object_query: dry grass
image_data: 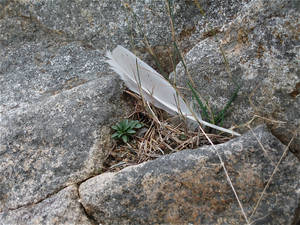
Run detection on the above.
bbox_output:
[102,90,232,172]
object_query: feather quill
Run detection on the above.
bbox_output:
[106,45,240,136]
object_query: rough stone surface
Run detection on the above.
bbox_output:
[0,41,124,211]
[0,185,93,225]
[0,0,248,48]
[0,0,250,72]
[0,41,111,114]
[1,0,299,223]
[172,0,300,158]
[79,125,300,225]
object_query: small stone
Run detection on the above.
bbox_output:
[0,185,93,225]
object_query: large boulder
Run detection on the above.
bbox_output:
[172,0,300,158]
[79,125,300,225]
[0,0,250,72]
[0,41,124,211]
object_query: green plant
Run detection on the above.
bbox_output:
[111,119,143,143]
[188,82,240,126]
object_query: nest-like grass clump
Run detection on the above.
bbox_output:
[102,90,232,172]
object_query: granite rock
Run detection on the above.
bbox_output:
[79,125,300,225]
[0,0,254,79]
[0,0,250,65]
[0,185,93,225]
[0,41,124,211]
[0,41,112,114]
[172,0,300,158]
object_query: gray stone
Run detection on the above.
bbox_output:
[0,41,110,114]
[0,41,124,211]
[172,0,300,157]
[0,0,249,53]
[79,125,300,225]
[0,185,93,225]
[0,0,253,79]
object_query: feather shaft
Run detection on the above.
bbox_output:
[106,45,240,136]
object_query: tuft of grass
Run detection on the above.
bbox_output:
[188,81,240,126]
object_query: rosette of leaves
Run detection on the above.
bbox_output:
[111,119,143,143]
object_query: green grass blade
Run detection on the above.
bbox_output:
[187,82,210,122]
[215,84,240,125]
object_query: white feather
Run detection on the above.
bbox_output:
[106,45,240,136]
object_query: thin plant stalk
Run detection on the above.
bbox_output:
[123,3,167,77]
[164,1,248,223]
[134,59,161,126]
[165,0,195,86]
